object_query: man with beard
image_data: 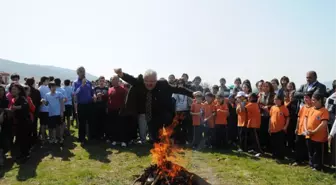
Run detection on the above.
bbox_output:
[114,68,194,143]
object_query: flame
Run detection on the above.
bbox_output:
[150,114,185,180]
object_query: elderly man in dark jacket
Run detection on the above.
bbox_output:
[115,68,194,143]
[295,71,327,99]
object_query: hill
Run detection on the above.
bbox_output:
[0,58,98,82]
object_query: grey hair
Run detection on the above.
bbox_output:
[143,69,157,79]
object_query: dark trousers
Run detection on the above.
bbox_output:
[214,124,228,148]
[0,120,12,154]
[247,128,262,153]
[173,111,193,144]
[93,104,106,139]
[77,103,93,142]
[16,122,32,157]
[331,136,336,166]
[286,117,297,151]
[32,114,38,138]
[124,115,138,142]
[148,113,173,143]
[227,115,238,143]
[106,110,128,142]
[192,125,203,147]
[238,127,248,151]
[307,139,325,170]
[260,116,270,151]
[270,131,285,159]
[295,135,308,163]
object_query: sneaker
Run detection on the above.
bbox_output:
[291,162,298,166]
[237,149,243,152]
[111,141,117,146]
[106,139,111,143]
[121,142,127,147]
[137,140,143,145]
[255,153,262,157]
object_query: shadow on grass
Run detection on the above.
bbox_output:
[114,144,151,157]
[82,141,112,163]
[16,135,77,181]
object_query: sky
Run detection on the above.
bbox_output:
[0,0,335,86]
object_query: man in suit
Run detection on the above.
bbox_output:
[295,71,327,99]
[114,68,194,143]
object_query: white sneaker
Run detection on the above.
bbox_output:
[121,142,127,147]
[255,153,261,157]
[237,149,243,152]
[111,141,117,146]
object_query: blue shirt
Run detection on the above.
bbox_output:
[39,85,50,112]
[63,86,73,105]
[73,78,94,104]
[45,91,64,117]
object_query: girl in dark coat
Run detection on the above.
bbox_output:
[10,84,32,163]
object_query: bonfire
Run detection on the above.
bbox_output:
[133,114,205,185]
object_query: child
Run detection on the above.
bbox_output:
[24,86,36,122]
[292,92,312,166]
[227,94,238,145]
[10,84,32,163]
[269,94,289,160]
[190,91,203,149]
[202,92,216,148]
[214,93,229,148]
[38,76,50,141]
[63,79,74,136]
[245,93,262,155]
[285,90,300,154]
[305,93,329,171]
[42,82,65,144]
[236,91,248,152]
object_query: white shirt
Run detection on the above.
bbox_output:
[39,85,51,112]
[173,94,189,111]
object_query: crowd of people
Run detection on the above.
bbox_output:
[0,67,335,172]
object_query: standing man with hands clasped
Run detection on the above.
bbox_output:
[73,66,94,145]
[114,68,195,143]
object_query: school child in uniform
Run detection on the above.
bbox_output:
[236,91,248,152]
[269,94,289,160]
[63,79,74,136]
[227,94,238,145]
[190,91,203,149]
[214,93,229,149]
[202,92,216,148]
[305,93,329,171]
[42,82,65,144]
[245,93,263,156]
[292,92,312,166]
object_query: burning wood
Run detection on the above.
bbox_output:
[133,115,209,185]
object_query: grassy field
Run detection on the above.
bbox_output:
[0,133,335,185]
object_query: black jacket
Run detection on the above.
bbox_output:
[294,81,327,99]
[121,73,193,117]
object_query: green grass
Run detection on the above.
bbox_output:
[0,132,335,185]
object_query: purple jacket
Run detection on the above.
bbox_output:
[73,78,94,104]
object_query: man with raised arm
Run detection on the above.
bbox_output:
[114,68,194,143]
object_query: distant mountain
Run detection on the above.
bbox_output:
[0,58,98,82]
